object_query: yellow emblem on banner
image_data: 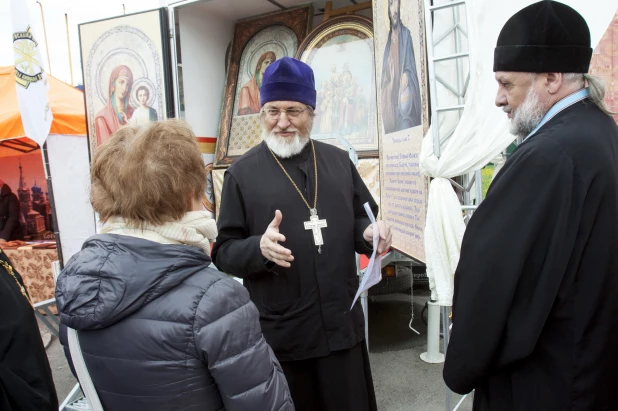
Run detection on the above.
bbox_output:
[13,27,44,89]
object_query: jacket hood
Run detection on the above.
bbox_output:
[56,234,212,330]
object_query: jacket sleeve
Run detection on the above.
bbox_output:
[193,276,294,411]
[0,193,21,240]
[212,172,274,277]
[58,323,78,380]
[351,160,378,255]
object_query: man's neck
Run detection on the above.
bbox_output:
[547,86,585,113]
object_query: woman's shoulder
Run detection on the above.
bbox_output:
[118,261,249,330]
[179,267,250,324]
[182,265,247,301]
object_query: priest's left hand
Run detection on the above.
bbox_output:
[363,221,392,254]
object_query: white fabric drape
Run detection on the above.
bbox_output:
[47,134,96,265]
[420,0,617,306]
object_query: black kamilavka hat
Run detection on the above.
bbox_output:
[494,0,592,73]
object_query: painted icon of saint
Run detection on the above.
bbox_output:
[95,65,134,145]
[381,0,422,134]
[130,85,158,127]
[237,51,276,116]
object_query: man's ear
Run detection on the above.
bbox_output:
[545,73,562,95]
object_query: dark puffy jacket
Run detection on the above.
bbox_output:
[55,234,293,411]
[0,184,24,241]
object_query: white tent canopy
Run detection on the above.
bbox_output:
[420,0,617,306]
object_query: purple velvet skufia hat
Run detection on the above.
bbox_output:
[259,57,317,109]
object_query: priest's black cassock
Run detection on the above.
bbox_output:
[443,98,618,410]
[212,140,378,411]
[0,250,58,411]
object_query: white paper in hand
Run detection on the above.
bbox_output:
[351,203,382,310]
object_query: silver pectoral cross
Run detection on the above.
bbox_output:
[304,208,327,254]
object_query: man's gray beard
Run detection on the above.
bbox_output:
[262,130,310,158]
[509,87,547,139]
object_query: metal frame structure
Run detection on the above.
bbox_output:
[34,298,60,338]
[423,0,482,410]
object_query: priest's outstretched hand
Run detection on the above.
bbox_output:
[363,221,392,254]
[260,210,295,268]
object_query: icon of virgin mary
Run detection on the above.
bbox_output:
[95,65,135,145]
[237,51,276,116]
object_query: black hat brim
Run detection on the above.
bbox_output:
[494,45,592,73]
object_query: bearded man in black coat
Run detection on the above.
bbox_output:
[443,2,618,411]
[213,57,392,411]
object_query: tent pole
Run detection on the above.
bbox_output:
[65,14,73,86]
[41,142,64,269]
[36,2,52,76]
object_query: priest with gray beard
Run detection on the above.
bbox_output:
[443,2,618,411]
[212,57,391,411]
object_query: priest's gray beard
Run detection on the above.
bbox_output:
[506,87,547,139]
[262,122,312,158]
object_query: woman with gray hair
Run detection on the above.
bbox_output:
[55,121,293,411]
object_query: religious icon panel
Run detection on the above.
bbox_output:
[296,16,379,157]
[214,6,313,166]
[234,29,298,118]
[373,0,429,261]
[227,26,298,156]
[201,162,215,214]
[374,0,429,136]
[79,8,174,158]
